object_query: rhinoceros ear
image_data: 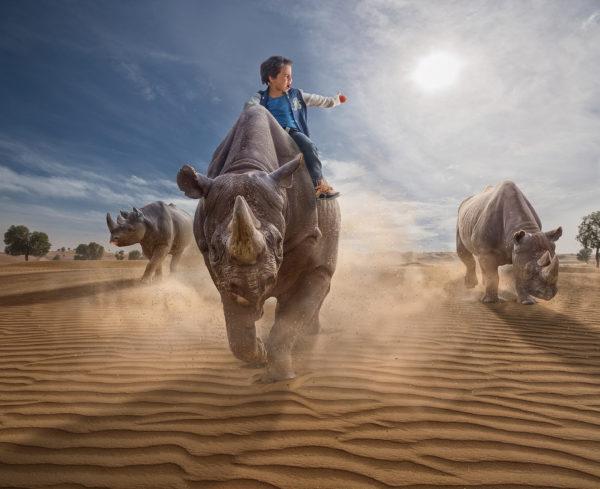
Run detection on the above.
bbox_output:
[269,154,303,188]
[117,215,126,225]
[545,226,562,242]
[513,230,526,243]
[177,164,213,199]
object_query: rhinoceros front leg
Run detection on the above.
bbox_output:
[141,245,169,284]
[169,251,183,274]
[263,267,332,382]
[457,230,478,289]
[479,254,503,303]
[223,303,267,367]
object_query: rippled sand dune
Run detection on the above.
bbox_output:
[1,254,600,488]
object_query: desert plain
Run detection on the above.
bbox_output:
[1,251,600,489]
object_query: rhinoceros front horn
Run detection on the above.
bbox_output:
[227,195,265,265]
[541,255,559,284]
[106,212,117,231]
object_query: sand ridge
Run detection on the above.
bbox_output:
[1,255,600,488]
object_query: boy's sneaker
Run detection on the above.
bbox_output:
[315,180,340,200]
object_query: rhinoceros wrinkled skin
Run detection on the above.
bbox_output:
[177,105,340,382]
[106,201,193,283]
[457,181,562,305]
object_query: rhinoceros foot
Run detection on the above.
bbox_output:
[258,369,296,384]
[465,273,478,289]
[244,338,268,367]
[481,294,504,304]
[519,295,537,305]
[258,352,296,383]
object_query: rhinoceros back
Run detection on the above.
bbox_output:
[209,105,298,177]
[458,181,542,257]
[140,201,192,252]
[166,204,193,252]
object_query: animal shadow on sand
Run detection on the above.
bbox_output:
[489,301,600,372]
[443,270,600,372]
[0,278,139,307]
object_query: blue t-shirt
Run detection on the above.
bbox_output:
[265,94,299,130]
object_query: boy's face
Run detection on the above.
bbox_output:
[268,64,292,93]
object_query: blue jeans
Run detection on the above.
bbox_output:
[288,129,322,186]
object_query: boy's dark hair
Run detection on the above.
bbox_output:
[260,56,292,85]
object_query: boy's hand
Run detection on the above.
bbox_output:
[337,93,347,104]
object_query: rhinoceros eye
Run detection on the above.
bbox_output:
[209,235,225,264]
[271,233,283,260]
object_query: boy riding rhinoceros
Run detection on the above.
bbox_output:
[177,103,340,382]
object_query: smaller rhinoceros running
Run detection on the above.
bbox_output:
[106,201,193,283]
[457,181,562,305]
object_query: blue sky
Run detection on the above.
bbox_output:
[1,0,599,253]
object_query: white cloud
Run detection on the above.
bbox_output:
[114,61,165,101]
[582,10,600,30]
[127,175,149,186]
[0,165,135,203]
[0,137,190,212]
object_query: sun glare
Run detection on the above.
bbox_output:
[412,52,462,92]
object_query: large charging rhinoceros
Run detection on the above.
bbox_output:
[106,201,193,283]
[177,105,340,382]
[457,181,562,305]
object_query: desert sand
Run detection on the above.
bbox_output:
[1,252,600,488]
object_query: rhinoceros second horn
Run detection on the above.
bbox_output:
[542,255,559,284]
[537,250,551,267]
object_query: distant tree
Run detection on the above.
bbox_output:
[576,248,592,264]
[115,250,125,260]
[128,250,142,260]
[4,225,28,258]
[576,211,600,268]
[74,243,88,260]
[52,254,61,261]
[29,232,51,258]
[87,242,104,260]
[4,225,51,261]
[74,242,105,260]
[60,247,66,252]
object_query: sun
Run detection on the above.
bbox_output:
[412,52,463,92]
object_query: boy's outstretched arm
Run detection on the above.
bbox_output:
[300,90,347,108]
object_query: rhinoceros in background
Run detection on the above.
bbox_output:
[106,201,193,283]
[457,181,562,305]
[177,105,340,382]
